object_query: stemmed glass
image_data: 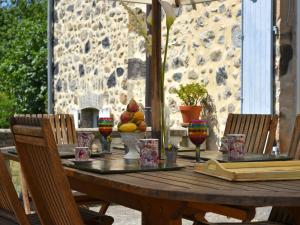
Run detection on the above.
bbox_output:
[98,117,113,154]
[188,120,208,162]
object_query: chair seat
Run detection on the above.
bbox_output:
[25,207,114,225]
[78,207,114,225]
[20,191,105,207]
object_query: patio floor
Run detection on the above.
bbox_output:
[92,205,272,225]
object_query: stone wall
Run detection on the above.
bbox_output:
[53,0,242,149]
[164,1,241,148]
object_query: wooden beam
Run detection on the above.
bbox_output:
[150,0,162,158]
[145,5,152,126]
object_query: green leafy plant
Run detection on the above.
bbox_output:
[0,0,47,114]
[172,83,208,106]
[0,92,15,128]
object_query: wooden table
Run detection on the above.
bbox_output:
[2,147,300,225]
[65,163,300,225]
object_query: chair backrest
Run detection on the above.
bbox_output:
[224,113,278,154]
[15,114,77,145]
[0,152,31,225]
[11,116,85,225]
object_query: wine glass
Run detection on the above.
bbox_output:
[188,120,208,162]
[98,117,113,153]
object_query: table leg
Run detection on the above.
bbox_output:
[99,202,110,215]
[288,207,300,225]
[141,199,185,225]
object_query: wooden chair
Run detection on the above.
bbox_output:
[224,114,279,154]
[16,114,110,215]
[0,151,33,225]
[195,114,300,225]
[185,114,279,223]
[10,116,114,225]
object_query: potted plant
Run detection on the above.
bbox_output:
[172,83,208,123]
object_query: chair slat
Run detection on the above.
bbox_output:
[224,114,235,134]
[66,115,73,144]
[224,114,233,134]
[242,115,251,135]
[237,115,247,135]
[66,115,77,144]
[243,115,254,152]
[54,115,63,145]
[232,114,240,133]
[12,125,43,137]
[247,115,259,153]
[252,116,265,153]
[258,115,271,154]
[60,115,68,144]
[49,115,58,144]
[265,115,278,155]
[228,114,235,134]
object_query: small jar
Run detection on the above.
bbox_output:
[271,146,280,156]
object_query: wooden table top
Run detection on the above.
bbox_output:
[64,148,300,207]
[64,162,300,207]
[2,146,300,207]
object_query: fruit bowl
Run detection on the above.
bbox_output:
[120,132,145,159]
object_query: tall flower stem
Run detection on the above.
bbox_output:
[160,27,170,154]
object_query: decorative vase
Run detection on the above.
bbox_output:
[120,132,144,159]
[179,105,202,123]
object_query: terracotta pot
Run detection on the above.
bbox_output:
[179,105,202,123]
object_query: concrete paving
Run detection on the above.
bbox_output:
[93,205,272,225]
